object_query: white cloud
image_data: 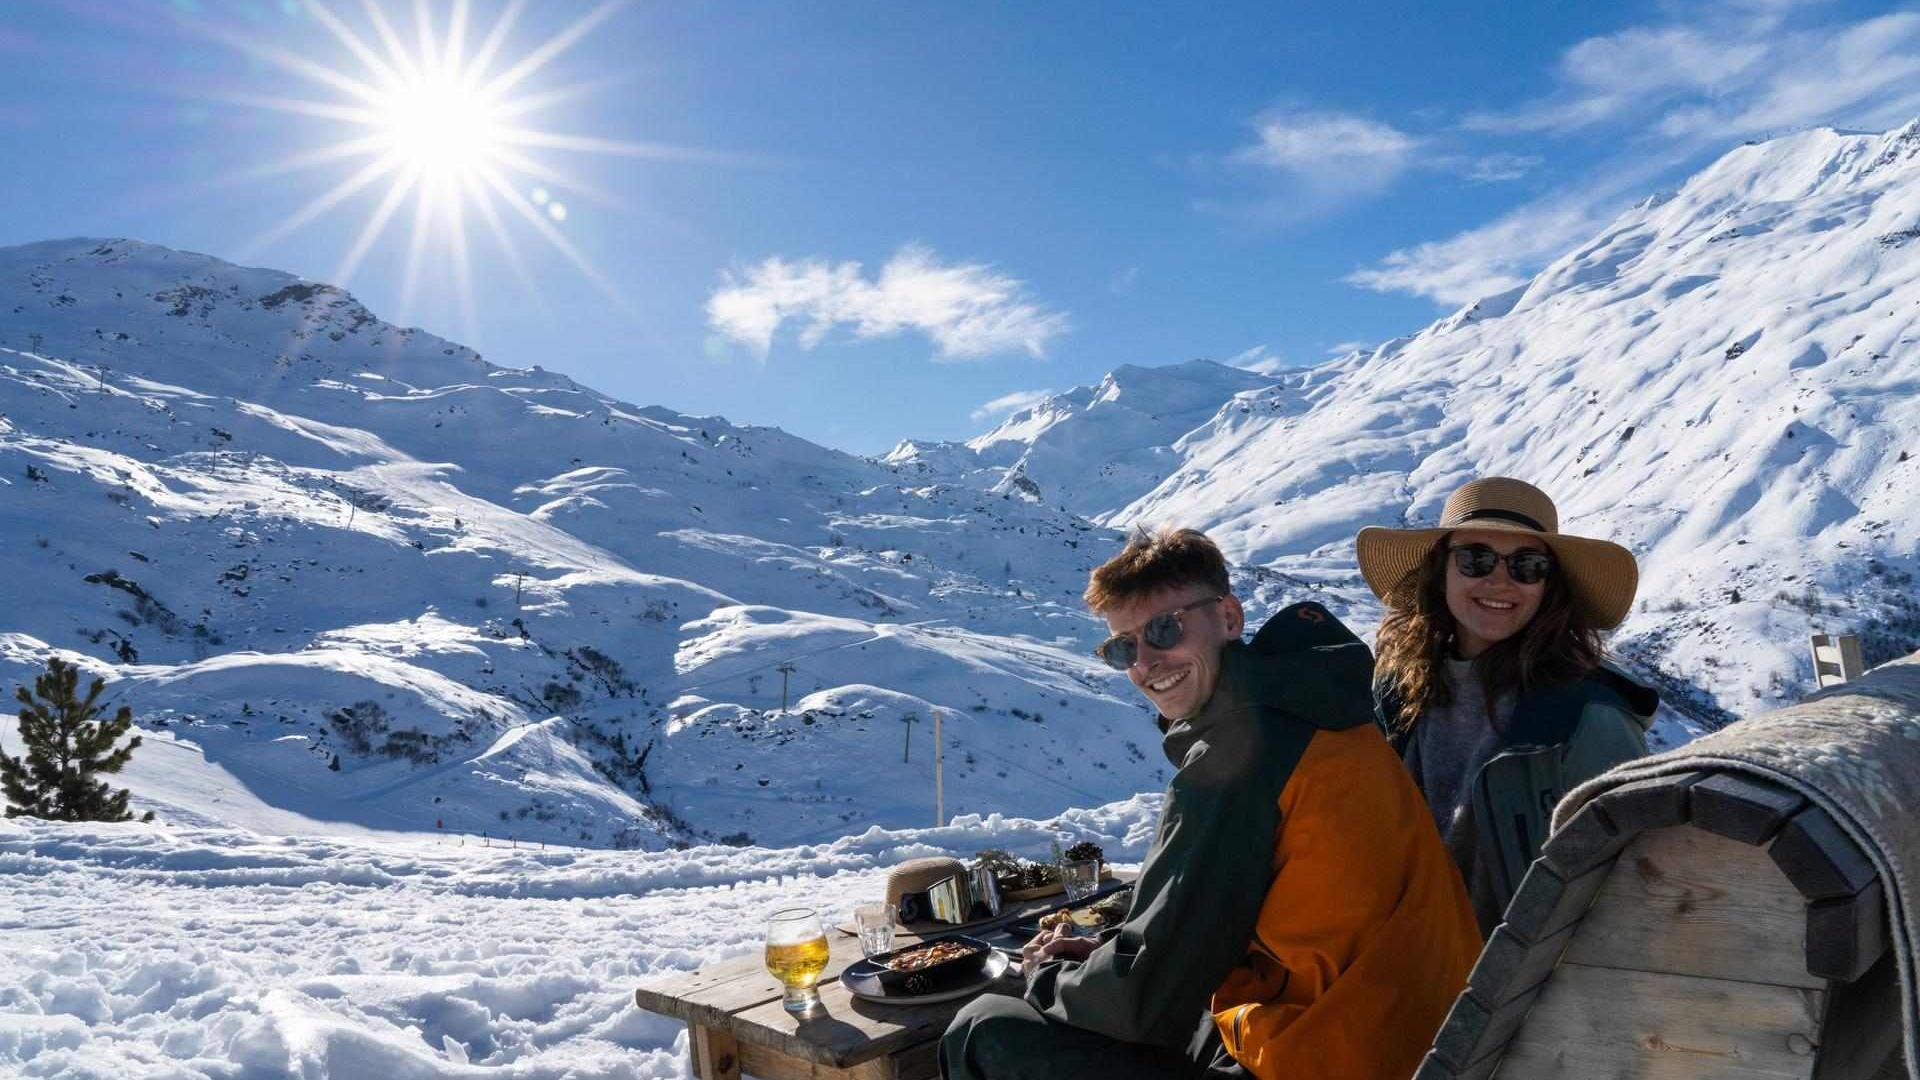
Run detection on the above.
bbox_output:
[1561,26,1767,94]
[1668,13,1920,137]
[969,388,1055,424]
[1211,109,1540,224]
[706,245,1069,361]
[1459,152,1544,183]
[1345,199,1602,305]
[1356,5,1920,305]
[1462,10,1920,138]
[1226,344,1290,375]
[1344,151,1687,305]
[1230,109,1419,200]
[1463,25,1769,134]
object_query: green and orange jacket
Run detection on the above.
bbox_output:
[1025,602,1481,1079]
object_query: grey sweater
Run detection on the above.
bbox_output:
[1413,659,1510,860]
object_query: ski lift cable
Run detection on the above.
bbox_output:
[953,739,1113,805]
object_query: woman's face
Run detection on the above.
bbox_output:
[1443,529,1549,658]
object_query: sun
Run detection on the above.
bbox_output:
[203,0,709,335]
[375,70,505,182]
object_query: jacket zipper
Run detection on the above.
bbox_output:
[1471,743,1551,891]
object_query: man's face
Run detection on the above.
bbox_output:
[1101,585,1245,721]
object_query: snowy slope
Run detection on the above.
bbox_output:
[0,796,1159,1078]
[929,124,1920,725]
[0,239,1253,850]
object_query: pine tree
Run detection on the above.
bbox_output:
[0,658,149,822]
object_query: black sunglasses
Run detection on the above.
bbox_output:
[1449,543,1555,585]
[1094,596,1224,671]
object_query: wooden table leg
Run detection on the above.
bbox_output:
[692,1024,741,1080]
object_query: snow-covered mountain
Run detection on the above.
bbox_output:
[929,124,1920,724]
[886,359,1277,517]
[1,239,1278,850]
[9,123,1919,850]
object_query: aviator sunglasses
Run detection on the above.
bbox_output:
[1094,595,1224,671]
[1450,543,1556,585]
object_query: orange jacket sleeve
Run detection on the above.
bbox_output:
[1212,723,1481,1080]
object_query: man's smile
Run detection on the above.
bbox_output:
[1146,668,1190,693]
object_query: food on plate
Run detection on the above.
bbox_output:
[1036,910,1074,932]
[1037,906,1108,933]
[1088,887,1132,926]
[886,939,984,972]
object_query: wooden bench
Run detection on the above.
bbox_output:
[1415,770,1904,1080]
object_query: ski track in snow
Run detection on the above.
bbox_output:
[0,798,1158,1078]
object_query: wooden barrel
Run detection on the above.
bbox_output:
[1415,656,1920,1080]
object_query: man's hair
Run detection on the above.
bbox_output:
[1084,526,1231,613]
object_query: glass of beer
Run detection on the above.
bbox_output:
[765,907,830,1013]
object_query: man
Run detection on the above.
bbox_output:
[941,527,1481,1080]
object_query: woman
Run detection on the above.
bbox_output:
[1355,477,1657,935]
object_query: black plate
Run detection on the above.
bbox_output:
[843,948,1010,1004]
[846,933,994,995]
[1007,906,1108,939]
[1006,884,1133,938]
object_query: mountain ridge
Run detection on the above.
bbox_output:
[0,237,1199,849]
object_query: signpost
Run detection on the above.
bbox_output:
[1810,633,1865,688]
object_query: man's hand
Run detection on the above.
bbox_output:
[1020,923,1097,974]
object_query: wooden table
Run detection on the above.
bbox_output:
[633,875,1134,1080]
[633,927,1019,1080]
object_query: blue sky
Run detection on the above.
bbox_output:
[6,1,1920,454]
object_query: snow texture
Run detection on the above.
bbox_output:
[0,798,1158,1078]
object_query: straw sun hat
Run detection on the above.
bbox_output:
[1355,477,1639,630]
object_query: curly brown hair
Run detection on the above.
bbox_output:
[1374,535,1606,732]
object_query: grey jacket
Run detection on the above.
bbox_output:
[1379,665,1657,935]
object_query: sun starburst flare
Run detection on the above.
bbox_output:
[204,0,715,335]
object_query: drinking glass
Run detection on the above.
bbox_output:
[853,903,896,958]
[765,908,830,1013]
[1062,858,1100,903]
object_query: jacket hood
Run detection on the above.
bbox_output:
[1235,601,1377,731]
[1158,601,1376,764]
[1592,664,1660,730]
[1498,662,1660,747]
